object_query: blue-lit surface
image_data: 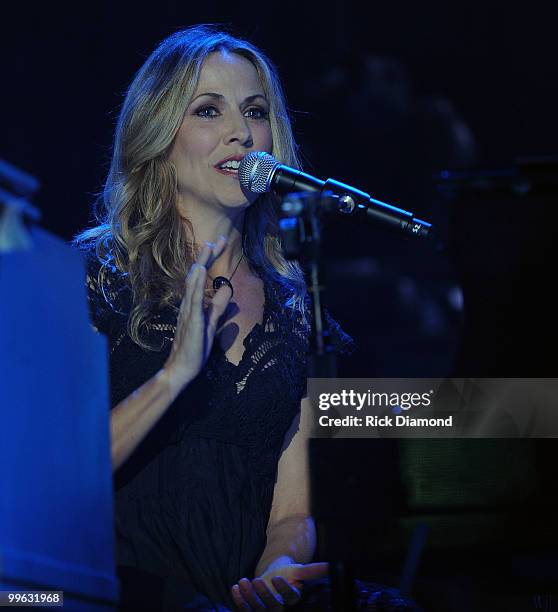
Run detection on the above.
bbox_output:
[0,228,117,604]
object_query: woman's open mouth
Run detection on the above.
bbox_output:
[214,158,241,177]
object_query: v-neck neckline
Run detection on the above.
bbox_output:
[217,274,275,370]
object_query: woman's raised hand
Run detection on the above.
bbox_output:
[164,236,232,398]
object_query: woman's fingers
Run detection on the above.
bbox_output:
[196,241,213,267]
[232,577,285,611]
[270,577,300,606]
[184,239,215,314]
[211,234,227,262]
[190,262,207,319]
[252,578,284,610]
[238,578,266,610]
[201,235,232,275]
[197,235,227,271]
[231,584,251,611]
[172,236,234,380]
[180,263,198,318]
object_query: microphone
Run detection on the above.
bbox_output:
[238,151,432,239]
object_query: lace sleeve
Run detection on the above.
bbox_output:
[83,248,127,338]
[301,294,355,356]
[301,306,354,397]
[323,308,356,355]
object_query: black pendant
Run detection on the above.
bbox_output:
[213,276,233,297]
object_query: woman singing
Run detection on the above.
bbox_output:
[76,25,357,610]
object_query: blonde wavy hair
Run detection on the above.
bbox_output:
[75,25,307,349]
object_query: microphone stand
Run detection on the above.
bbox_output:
[279,191,357,611]
[279,190,338,373]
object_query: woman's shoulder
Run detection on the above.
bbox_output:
[265,273,355,355]
[79,242,130,336]
[322,307,355,355]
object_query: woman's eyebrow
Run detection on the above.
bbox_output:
[190,91,225,104]
[189,92,268,105]
[243,94,269,106]
[190,92,224,104]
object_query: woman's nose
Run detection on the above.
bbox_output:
[224,114,253,147]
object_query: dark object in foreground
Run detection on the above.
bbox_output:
[297,578,422,611]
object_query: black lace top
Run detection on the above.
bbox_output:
[84,250,353,609]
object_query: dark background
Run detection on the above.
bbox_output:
[3,5,558,609]
[2,0,557,376]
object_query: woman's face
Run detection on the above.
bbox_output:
[169,51,273,213]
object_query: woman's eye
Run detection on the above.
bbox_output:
[244,107,269,120]
[196,106,220,118]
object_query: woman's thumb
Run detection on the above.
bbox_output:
[295,562,330,582]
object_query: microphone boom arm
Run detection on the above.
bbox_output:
[273,165,433,238]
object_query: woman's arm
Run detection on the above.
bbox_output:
[109,239,232,472]
[109,367,192,471]
[255,396,316,576]
[231,397,328,609]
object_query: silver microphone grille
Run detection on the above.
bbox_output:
[238,151,279,194]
